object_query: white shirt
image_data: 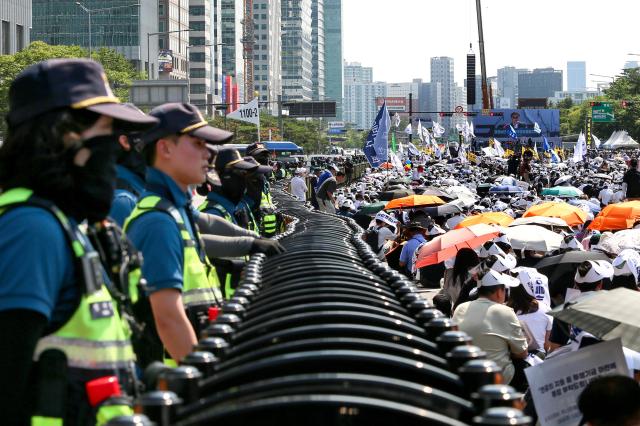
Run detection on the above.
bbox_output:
[376,226,396,260]
[599,187,613,205]
[290,176,307,201]
[611,190,625,204]
[517,306,553,352]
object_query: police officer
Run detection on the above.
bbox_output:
[109,104,150,227]
[124,103,283,366]
[238,156,272,233]
[199,147,271,297]
[0,59,158,425]
[246,142,279,237]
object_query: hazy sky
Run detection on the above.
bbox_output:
[343,0,639,89]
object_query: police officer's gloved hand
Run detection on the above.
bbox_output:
[250,238,286,256]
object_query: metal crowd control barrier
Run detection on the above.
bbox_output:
[107,186,532,426]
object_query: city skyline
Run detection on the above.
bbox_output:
[343,0,639,90]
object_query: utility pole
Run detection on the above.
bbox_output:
[475,0,490,109]
[408,92,413,144]
[278,94,284,140]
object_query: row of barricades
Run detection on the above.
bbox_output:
[106,188,533,425]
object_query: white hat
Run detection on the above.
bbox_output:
[513,267,549,300]
[574,260,614,284]
[340,199,355,210]
[495,234,511,246]
[374,211,398,227]
[295,167,306,175]
[485,253,517,273]
[478,269,520,288]
[479,241,506,259]
[560,236,584,251]
[612,249,640,283]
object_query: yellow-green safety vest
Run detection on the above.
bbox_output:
[124,196,222,338]
[197,199,243,299]
[0,188,135,426]
[259,190,277,237]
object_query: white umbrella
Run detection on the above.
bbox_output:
[504,225,564,252]
[445,185,475,199]
[550,288,640,353]
[595,229,640,255]
[509,216,571,231]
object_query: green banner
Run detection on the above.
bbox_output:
[592,103,614,123]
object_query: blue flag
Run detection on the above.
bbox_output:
[363,102,390,168]
[507,125,518,140]
[542,136,551,152]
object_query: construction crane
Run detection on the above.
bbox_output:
[242,0,255,102]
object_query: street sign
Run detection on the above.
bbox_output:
[592,102,614,123]
[328,121,345,129]
[454,105,464,113]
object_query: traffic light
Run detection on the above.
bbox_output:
[622,100,631,108]
[439,112,453,117]
[489,111,504,117]
[590,101,602,107]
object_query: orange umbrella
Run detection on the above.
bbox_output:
[589,201,640,231]
[522,201,587,227]
[454,212,514,229]
[384,194,445,210]
[379,162,394,170]
[415,224,501,268]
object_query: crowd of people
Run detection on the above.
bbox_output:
[296,138,640,424]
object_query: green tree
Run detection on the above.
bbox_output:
[0,41,143,136]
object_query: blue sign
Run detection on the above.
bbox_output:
[328,128,346,135]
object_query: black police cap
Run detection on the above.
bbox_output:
[142,103,233,149]
[7,58,157,129]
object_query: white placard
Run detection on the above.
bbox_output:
[525,339,629,426]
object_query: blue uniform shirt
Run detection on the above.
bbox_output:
[110,165,146,227]
[201,191,238,224]
[126,167,203,294]
[399,234,427,272]
[0,206,79,329]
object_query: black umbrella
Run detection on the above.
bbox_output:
[421,203,463,217]
[534,250,610,270]
[378,189,414,201]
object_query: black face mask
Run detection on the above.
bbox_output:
[220,171,247,204]
[69,134,119,223]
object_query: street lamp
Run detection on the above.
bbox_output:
[589,73,615,81]
[75,2,140,58]
[147,28,193,80]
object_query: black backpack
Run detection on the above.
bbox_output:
[364,227,381,252]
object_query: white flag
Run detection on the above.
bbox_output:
[593,134,602,149]
[533,122,542,134]
[573,131,586,163]
[458,143,468,164]
[493,138,505,157]
[422,126,432,146]
[468,121,475,138]
[404,123,412,135]
[389,152,404,172]
[417,120,424,142]
[393,113,401,128]
[432,121,445,137]
[434,143,442,159]
[227,98,260,125]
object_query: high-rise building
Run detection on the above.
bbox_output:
[323,0,342,120]
[311,0,325,100]
[1,0,31,54]
[221,0,244,101]
[281,0,313,101]
[212,0,223,106]
[430,57,454,129]
[343,61,385,130]
[253,0,281,115]
[157,0,189,80]
[32,0,157,75]
[188,0,212,112]
[497,66,528,109]
[464,75,483,111]
[567,61,586,92]
[518,67,563,100]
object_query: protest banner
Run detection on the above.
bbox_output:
[525,339,629,426]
